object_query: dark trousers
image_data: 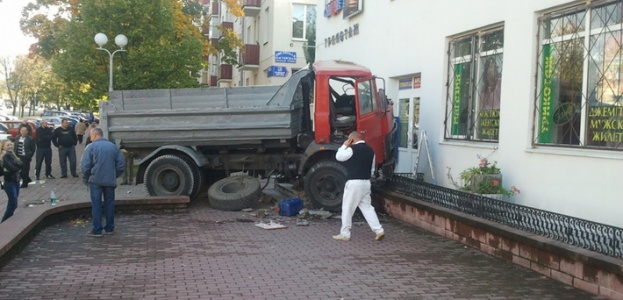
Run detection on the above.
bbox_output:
[35,147,52,177]
[77,134,84,144]
[1,181,20,222]
[58,146,77,177]
[17,156,32,185]
[90,184,116,233]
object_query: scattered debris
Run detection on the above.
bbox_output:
[241,208,254,212]
[255,220,287,230]
[308,209,333,219]
[235,218,254,223]
[70,218,87,226]
[296,219,309,226]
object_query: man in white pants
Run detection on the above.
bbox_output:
[332,131,385,241]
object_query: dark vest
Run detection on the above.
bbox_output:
[343,143,374,180]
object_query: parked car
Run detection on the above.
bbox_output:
[40,116,64,129]
[0,123,11,141]
[0,120,37,139]
[66,111,89,122]
[40,115,79,127]
[0,114,19,121]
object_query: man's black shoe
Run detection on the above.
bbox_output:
[36,176,40,181]
[60,175,68,178]
[20,184,28,188]
[72,174,79,178]
[46,175,55,179]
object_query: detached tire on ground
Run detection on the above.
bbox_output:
[144,155,195,198]
[208,176,261,211]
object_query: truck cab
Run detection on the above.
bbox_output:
[300,61,398,210]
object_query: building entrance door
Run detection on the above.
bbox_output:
[396,96,420,173]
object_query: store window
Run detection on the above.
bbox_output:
[445,27,504,142]
[292,4,316,40]
[535,1,623,150]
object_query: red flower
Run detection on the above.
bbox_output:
[492,179,499,186]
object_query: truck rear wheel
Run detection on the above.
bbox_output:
[144,155,195,198]
[208,176,261,211]
[180,156,204,200]
[304,161,346,212]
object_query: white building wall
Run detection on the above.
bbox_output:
[316,0,623,227]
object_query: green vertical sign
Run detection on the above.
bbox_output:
[539,44,555,143]
[451,64,463,135]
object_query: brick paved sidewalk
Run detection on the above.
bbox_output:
[0,142,604,299]
[0,199,602,299]
[0,143,147,219]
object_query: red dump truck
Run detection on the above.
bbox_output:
[100,60,398,211]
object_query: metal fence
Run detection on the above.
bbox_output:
[386,173,623,259]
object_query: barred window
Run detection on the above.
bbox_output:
[445,28,504,142]
[535,1,623,150]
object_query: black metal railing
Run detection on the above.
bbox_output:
[385,173,623,259]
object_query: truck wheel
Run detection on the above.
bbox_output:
[180,156,204,200]
[208,176,261,211]
[304,161,346,212]
[144,155,195,198]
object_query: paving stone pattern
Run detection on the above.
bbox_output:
[0,199,603,300]
[0,144,604,299]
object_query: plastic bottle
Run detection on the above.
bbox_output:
[50,189,57,206]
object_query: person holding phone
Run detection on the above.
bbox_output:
[332,131,385,241]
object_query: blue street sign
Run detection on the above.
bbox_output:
[275,51,297,63]
[267,66,288,77]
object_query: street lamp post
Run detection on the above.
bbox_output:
[94,33,128,92]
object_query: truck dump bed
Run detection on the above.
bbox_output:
[101,70,311,148]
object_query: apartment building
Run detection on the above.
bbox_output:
[202,0,316,87]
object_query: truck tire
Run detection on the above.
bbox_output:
[208,176,261,211]
[144,155,195,198]
[180,156,204,200]
[304,161,347,212]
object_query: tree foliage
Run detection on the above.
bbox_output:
[21,0,205,110]
[17,0,247,110]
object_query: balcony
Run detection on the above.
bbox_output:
[220,21,233,31]
[211,1,219,15]
[201,26,209,35]
[219,64,233,81]
[242,0,261,17]
[239,44,259,70]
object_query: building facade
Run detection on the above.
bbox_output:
[317,0,623,227]
[203,0,316,87]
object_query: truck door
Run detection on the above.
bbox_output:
[355,77,384,162]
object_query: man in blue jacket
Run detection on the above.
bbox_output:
[81,127,125,237]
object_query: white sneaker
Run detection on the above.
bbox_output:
[375,231,385,241]
[332,234,350,241]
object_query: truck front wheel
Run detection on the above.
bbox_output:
[304,161,346,212]
[144,155,195,198]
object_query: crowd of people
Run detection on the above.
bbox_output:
[2,117,127,238]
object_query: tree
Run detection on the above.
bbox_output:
[303,10,316,64]
[0,55,48,117]
[21,0,205,107]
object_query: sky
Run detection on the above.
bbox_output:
[0,0,37,58]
